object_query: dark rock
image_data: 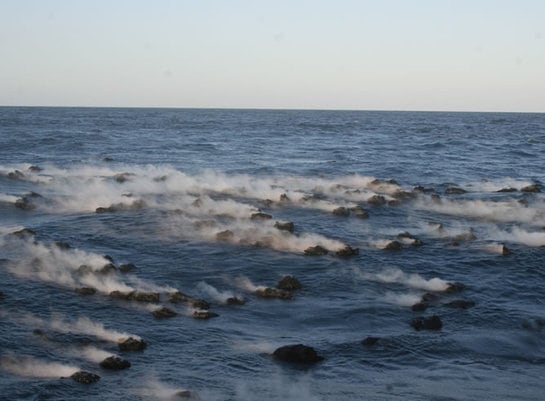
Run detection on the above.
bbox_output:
[95,200,146,213]
[7,170,25,179]
[304,245,329,256]
[193,220,217,229]
[272,344,324,364]
[95,206,112,213]
[102,157,114,162]
[113,173,133,183]
[500,244,511,256]
[75,287,97,296]
[54,241,71,250]
[444,300,475,309]
[370,178,398,186]
[279,193,290,202]
[28,165,43,172]
[397,232,424,246]
[99,356,131,370]
[0,290,4,300]
[497,187,518,193]
[413,186,435,193]
[445,282,465,293]
[453,229,476,242]
[192,311,219,319]
[11,228,36,238]
[410,315,443,331]
[349,206,369,218]
[192,198,203,208]
[168,291,210,309]
[250,212,272,220]
[383,240,402,251]
[361,336,380,346]
[335,245,359,257]
[411,302,429,312]
[99,263,117,274]
[431,194,442,203]
[26,191,43,198]
[14,197,35,210]
[421,292,440,303]
[70,371,101,384]
[153,175,168,182]
[274,221,295,233]
[216,230,234,241]
[522,319,545,331]
[260,199,274,207]
[521,184,541,193]
[332,207,350,216]
[367,195,386,206]
[104,255,115,263]
[445,187,467,195]
[174,390,193,399]
[276,275,302,291]
[118,337,147,351]
[152,306,178,319]
[226,296,246,305]
[119,263,136,272]
[392,190,416,200]
[255,287,292,300]
[109,290,160,303]
[32,329,46,336]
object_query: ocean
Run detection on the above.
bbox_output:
[0,107,544,401]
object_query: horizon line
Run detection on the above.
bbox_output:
[0,104,543,114]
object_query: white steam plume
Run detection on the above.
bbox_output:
[0,354,79,378]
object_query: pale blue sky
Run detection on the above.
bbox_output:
[1,0,544,111]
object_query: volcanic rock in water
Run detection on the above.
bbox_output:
[332,207,350,216]
[152,306,178,319]
[99,356,131,370]
[335,245,359,257]
[367,195,386,206]
[521,184,541,193]
[453,229,476,242]
[7,170,25,179]
[274,221,295,233]
[216,230,235,241]
[361,336,380,346]
[279,193,290,202]
[276,275,302,291]
[113,172,133,183]
[54,241,71,249]
[431,194,442,203]
[272,344,324,364]
[500,244,511,256]
[411,302,429,312]
[421,292,440,303]
[255,287,293,300]
[118,337,147,352]
[14,197,35,210]
[497,187,518,193]
[109,290,160,303]
[75,287,97,296]
[119,263,136,272]
[226,296,246,305]
[11,228,36,238]
[398,232,424,246]
[174,390,194,399]
[443,300,476,309]
[445,187,467,195]
[168,291,210,309]
[304,245,329,256]
[250,212,273,220]
[445,282,465,294]
[383,240,402,251]
[349,206,369,218]
[192,310,219,319]
[392,189,417,201]
[99,263,117,274]
[28,165,43,172]
[71,371,101,384]
[411,315,443,331]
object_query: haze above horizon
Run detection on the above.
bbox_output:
[1,0,544,112]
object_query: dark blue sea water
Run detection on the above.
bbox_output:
[1,107,545,401]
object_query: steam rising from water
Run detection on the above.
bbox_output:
[197,282,235,303]
[360,268,449,292]
[0,354,79,378]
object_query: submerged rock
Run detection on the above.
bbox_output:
[118,337,147,352]
[11,228,36,239]
[411,315,443,331]
[75,287,97,296]
[28,165,43,172]
[443,300,475,309]
[168,291,210,309]
[99,356,131,370]
[383,240,402,251]
[276,275,302,291]
[521,184,541,193]
[445,187,467,195]
[274,221,295,233]
[152,306,178,319]
[349,206,369,219]
[304,245,329,256]
[497,187,518,193]
[272,344,324,364]
[335,245,359,257]
[71,371,101,384]
[14,197,35,210]
[7,170,25,180]
[119,263,136,272]
[332,207,350,216]
[255,287,292,300]
[226,296,246,305]
[192,310,219,319]
[216,230,235,241]
[361,336,380,346]
[411,302,429,312]
[250,212,273,220]
[54,241,71,250]
[445,282,465,294]
[366,195,386,206]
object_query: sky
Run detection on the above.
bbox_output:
[0,0,544,112]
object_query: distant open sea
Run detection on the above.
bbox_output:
[1,107,545,401]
